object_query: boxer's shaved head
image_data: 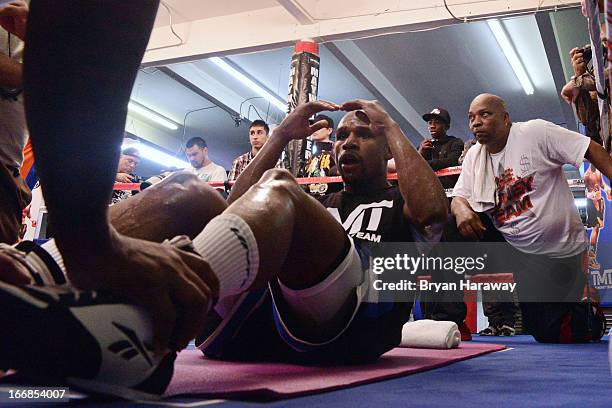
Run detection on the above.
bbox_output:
[468,93,511,153]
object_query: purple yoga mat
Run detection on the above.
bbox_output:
[165,343,505,400]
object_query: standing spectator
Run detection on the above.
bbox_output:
[0,0,30,244]
[228,120,283,182]
[560,22,609,145]
[185,136,227,183]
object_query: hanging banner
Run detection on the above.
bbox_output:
[607,0,612,150]
[582,161,612,305]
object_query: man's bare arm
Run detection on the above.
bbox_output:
[585,140,612,180]
[450,196,486,240]
[387,120,448,233]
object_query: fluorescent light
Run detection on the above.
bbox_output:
[574,198,587,208]
[128,101,179,130]
[122,141,189,168]
[487,20,534,95]
[210,57,287,113]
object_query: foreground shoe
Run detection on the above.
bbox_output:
[497,324,516,336]
[580,282,606,342]
[478,325,498,336]
[0,281,176,399]
[458,321,472,341]
[584,298,607,342]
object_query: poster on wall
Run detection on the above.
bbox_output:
[582,161,612,305]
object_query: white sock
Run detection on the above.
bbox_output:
[39,215,259,299]
[192,214,259,299]
[41,239,67,274]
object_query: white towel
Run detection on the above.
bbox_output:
[469,143,496,212]
[400,319,461,349]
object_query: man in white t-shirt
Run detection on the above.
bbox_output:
[184,137,227,184]
[452,93,612,343]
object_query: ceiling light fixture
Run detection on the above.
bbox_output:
[122,141,189,168]
[210,57,288,113]
[487,19,534,95]
[128,101,179,130]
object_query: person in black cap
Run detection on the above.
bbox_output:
[418,107,465,189]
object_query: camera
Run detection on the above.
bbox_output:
[578,45,592,63]
[577,44,608,65]
[129,174,144,183]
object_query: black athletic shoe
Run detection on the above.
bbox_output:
[478,325,498,336]
[583,297,607,342]
[497,324,516,336]
[0,281,176,400]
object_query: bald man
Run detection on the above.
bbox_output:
[452,93,612,343]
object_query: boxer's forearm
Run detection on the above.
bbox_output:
[228,133,289,204]
[386,120,448,232]
[585,140,612,181]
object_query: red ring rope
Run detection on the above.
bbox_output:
[112,166,464,191]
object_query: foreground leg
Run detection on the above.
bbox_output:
[1,0,182,397]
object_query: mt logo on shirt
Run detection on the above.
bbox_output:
[328,200,394,243]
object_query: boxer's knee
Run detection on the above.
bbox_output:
[111,172,227,241]
[259,168,297,185]
[255,168,304,201]
[158,172,227,216]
